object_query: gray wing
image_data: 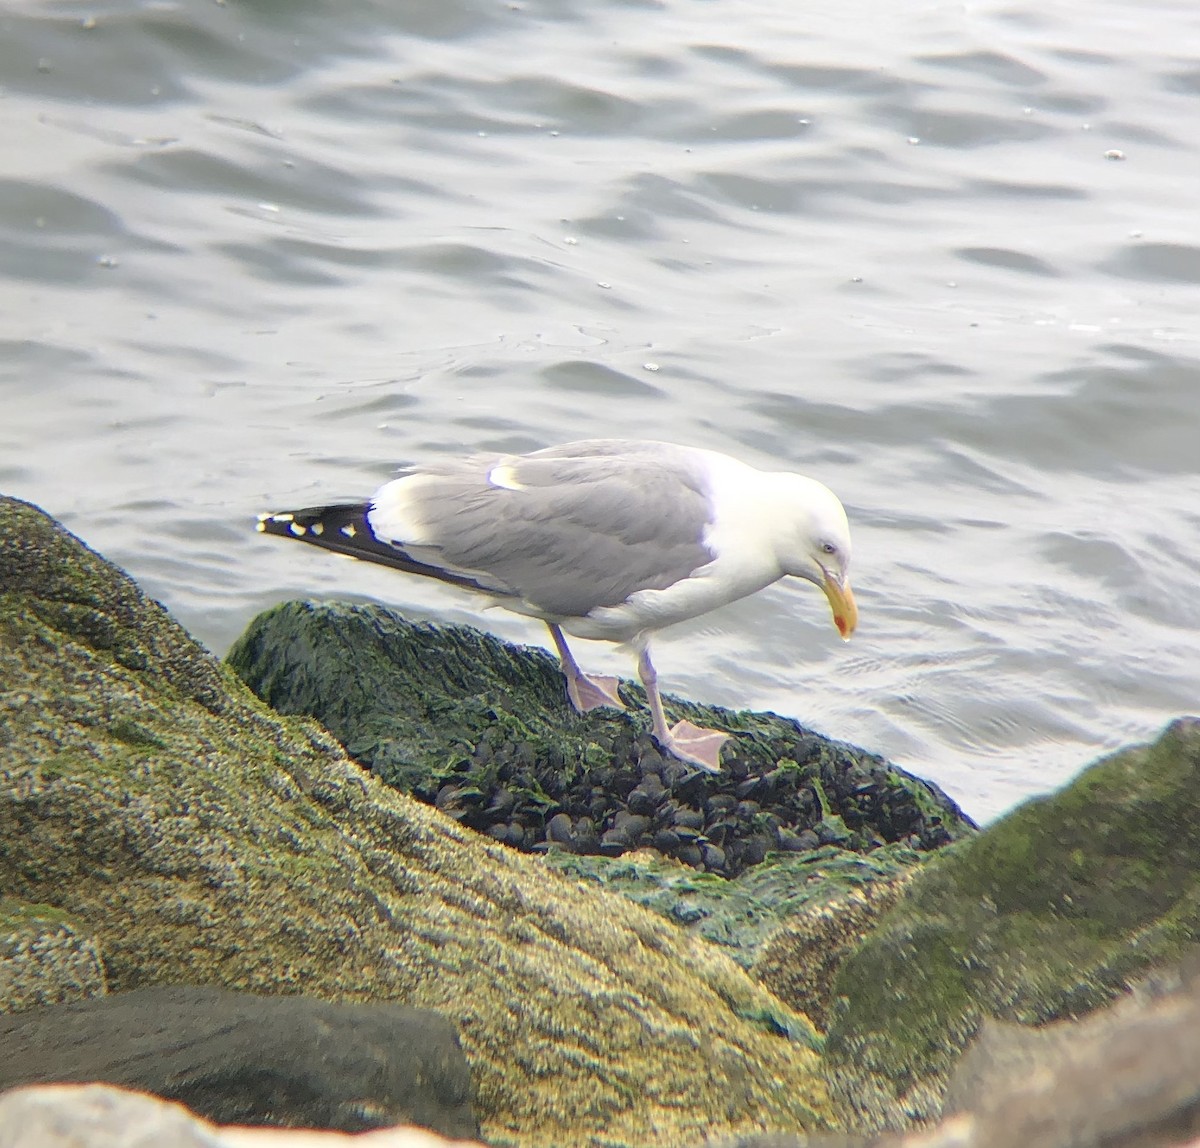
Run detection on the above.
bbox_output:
[374,441,716,618]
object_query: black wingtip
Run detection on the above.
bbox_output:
[256,502,399,569]
[256,501,492,594]
[256,503,369,544]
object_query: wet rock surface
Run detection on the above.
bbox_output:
[228,600,975,877]
[544,844,919,979]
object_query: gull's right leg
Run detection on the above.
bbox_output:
[547,623,626,712]
[637,644,728,772]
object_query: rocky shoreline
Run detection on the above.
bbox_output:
[3,493,1200,1148]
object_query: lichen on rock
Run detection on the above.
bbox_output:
[0,900,108,1015]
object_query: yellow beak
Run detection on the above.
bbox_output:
[822,574,858,640]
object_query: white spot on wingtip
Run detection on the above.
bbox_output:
[487,464,526,491]
[340,523,357,538]
[271,512,295,522]
[289,522,307,536]
[311,522,324,535]
[255,520,266,533]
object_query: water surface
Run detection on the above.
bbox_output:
[3,0,1199,821]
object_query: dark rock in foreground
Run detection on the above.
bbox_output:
[824,716,1200,1130]
[0,986,476,1135]
[227,600,974,877]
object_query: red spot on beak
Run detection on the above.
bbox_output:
[822,576,857,640]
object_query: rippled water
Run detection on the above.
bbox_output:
[3,0,1199,822]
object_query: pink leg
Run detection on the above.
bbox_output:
[637,645,729,772]
[547,624,625,713]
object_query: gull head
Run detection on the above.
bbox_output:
[773,474,857,640]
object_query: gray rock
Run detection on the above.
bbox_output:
[0,986,476,1136]
[941,952,1200,1128]
[0,1083,221,1148]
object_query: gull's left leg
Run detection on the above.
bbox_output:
[637,644,729,772]
[547,623,626,712]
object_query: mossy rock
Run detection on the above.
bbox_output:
[824,717,1200,1130]
[0,494,834,1148]
[227,599,974,877]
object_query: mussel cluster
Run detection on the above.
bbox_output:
[419,727,958,878]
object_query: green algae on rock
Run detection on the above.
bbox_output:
[227,599,974,877]
[545,845,918,970]
[545,844,921,1034]
[824,716,1200,1131]
[0,494,833,1148]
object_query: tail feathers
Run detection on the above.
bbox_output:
[256,502,490,594]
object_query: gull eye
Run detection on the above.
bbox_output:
[820,541,837,556]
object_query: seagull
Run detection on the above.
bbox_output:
[257,439,857,772]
